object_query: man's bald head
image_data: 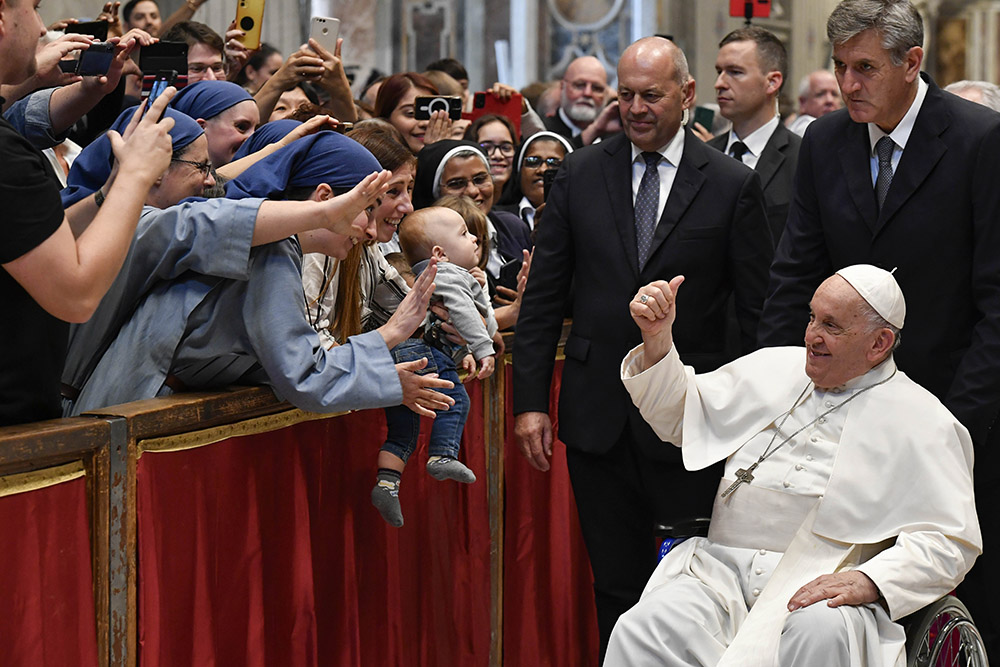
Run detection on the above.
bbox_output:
[798,69,841,118]
[616,37,695,151]
[620,37,690,87]
[559,56,609,124]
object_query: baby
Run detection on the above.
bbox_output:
[371,207,497,526]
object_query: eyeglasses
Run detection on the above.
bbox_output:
[522,156,562,169]
[171,158,214,176]
[479,141,515,156]
[188,61,227,76]
[565,79,606,96]
[443,172,492,191]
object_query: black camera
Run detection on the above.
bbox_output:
[414,95,463,121]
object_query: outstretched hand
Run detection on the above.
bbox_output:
[629,275,684,366]
[280,114,340,144]
[423,110,454,145]
[323,170,393,237]
[378,258,437,349]
[396,357,455,418]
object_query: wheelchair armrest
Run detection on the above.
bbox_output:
[653,517,711,540]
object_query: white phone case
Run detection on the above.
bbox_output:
[309,17,340,54]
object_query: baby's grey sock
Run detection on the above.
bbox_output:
[371,468,404,527]
[426,456,477,483]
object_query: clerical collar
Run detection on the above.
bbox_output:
[725,115,779,159]
[557,107,584,137]
[867,76,927,156]
[630,125,685,168]
[817,354,898,394]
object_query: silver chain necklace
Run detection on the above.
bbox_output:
[721,368,897,498]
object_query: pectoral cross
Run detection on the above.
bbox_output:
[721,463,758,498]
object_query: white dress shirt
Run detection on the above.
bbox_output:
[630,127,686,226]
[867,77,928,187]
[723,115,780,170]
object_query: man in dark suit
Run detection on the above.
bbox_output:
[513,36,773,660]
[707,26,801,244]
[758,0,1000,656]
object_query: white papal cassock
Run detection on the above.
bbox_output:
[606,344,981,667]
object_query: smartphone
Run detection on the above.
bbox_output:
[468,90,522,138]
[542,168,558,201]
[234,0,266,51]
[414,95,463,121]
[309,16,340,54]
[146,71,177,106]
[498,257,523,291]
[66,20,109,40]
[76,42,115,77]
[139,41,188,74]
[693,106,714,133]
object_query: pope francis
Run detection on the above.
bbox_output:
[606,265,981,667]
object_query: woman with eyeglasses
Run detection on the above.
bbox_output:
[464,114,518,208]
[412,139,532,325]
[497,131,573,230]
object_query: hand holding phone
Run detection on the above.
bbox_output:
[234,0,265,50]
[414,96,463,121]
[309,16,340,54]
[59,41,115,77]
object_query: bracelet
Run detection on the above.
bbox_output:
[94,188,106,208]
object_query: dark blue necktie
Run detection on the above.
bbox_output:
[635,151,661,269]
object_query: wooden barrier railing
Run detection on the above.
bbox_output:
[0,325,577,667]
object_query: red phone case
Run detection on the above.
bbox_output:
[466,91,522,139]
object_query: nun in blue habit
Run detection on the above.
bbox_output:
[63,131,411,420]
[60,106,205,208]
[169,80,259,166]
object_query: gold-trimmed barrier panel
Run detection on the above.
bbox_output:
[0,460,86,498]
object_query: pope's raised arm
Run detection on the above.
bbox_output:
[628,275,685,372]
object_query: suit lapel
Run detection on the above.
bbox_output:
[875,80,949,235]
[755,125,788,192]
[644,130,707,268]
[603,135,641,278]
[838,122,879,233]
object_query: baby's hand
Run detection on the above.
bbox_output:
[478,355,496,380]
[461,353,477,381]
[469,266,487,289]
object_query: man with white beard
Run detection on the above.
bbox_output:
[544,55,620,147]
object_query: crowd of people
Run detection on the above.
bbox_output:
[1,0,997,664]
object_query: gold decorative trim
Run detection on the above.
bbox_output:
[138,408,347,457]
[0,460,86,498]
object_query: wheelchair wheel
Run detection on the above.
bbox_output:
[905,595,989,667]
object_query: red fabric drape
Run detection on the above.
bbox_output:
[502,361,600,666]
[137,380,492,666]
[0,477,99,667]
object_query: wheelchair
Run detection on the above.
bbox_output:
[654,520,990,667]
